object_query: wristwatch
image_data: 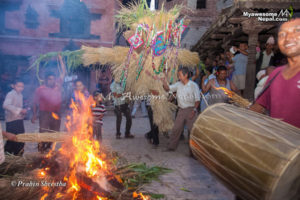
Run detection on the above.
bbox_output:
[193,108,197,112]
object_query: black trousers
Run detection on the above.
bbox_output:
[38,111,61,152]
[4,120,25,155]
[146,106,159,145]
[93,123,102,142]
[114,104,132,135]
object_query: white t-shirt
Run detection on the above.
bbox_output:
[0,124,5,165]
[169,80,200,109]
[261,51,274,69]
[254,75,269,99]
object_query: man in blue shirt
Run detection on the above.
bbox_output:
[232,43,248,95]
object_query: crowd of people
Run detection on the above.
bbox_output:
[0,18,299,162]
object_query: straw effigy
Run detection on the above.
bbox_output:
[79,1,200,132]
[29,0,200,132]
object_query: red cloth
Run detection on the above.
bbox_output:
[33,84,62,112]
[256,65,300,129]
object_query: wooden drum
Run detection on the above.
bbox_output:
[190,103,300,200]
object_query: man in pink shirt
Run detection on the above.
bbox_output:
[251,18,300,129]
[32,55,66,153]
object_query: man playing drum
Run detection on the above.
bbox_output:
[251,18,300,129]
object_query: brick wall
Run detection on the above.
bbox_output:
[0,0,118,115]
[1,0,116,56]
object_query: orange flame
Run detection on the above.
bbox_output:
[133,192,150,200]
[51,112,60,120]
[97,196,108,200]
[39,90,123,200]
[214,87,233,98]
[40,194,48,200]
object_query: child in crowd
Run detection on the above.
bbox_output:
[91,91,106,142]
[2,79,27,155]
[72,80,90,102]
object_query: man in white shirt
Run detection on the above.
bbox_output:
[162,67,200,151]
[256,36,275,72]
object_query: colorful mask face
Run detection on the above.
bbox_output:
[153,32,167,56]
[128,34,144,49]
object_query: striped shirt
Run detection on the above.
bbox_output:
[91,104,106,125]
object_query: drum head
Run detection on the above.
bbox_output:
[268,152,300,200]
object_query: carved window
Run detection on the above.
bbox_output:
[25,5,39,29]
[49,0,101,39]
[197,0,206,9]
[0,1,21,35]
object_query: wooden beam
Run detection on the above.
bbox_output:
[230,26,243,36]
[222,27,243,44]
[210,33,227,39]
[218,27,233,33]
[203,41,221,47]
[232,36,248,43]
[238,1,300,10]
[228,17,247,24]
[221,40,231,50]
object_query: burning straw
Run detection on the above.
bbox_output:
[214,87,251,108]
[0,152,170,200]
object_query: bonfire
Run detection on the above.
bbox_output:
[0,91,170,200]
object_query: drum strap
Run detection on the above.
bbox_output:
[255,70,281,102]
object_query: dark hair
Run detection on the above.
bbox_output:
[217,66,227,72]
[12,78,24,85]
[278,17,300,31]
[178,67,190,78]
[206,66,214,74]
[45,72,56,79]
[93,90,102,97]
[74,79,84,85]
[239,42,248,45]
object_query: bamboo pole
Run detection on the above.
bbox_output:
[16,132,69,143]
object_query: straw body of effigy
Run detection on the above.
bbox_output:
[28,1,200,133]
[190,103,300,200]
[78,2,200,132]
[80,45,199,132]
[16,132,69,143]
